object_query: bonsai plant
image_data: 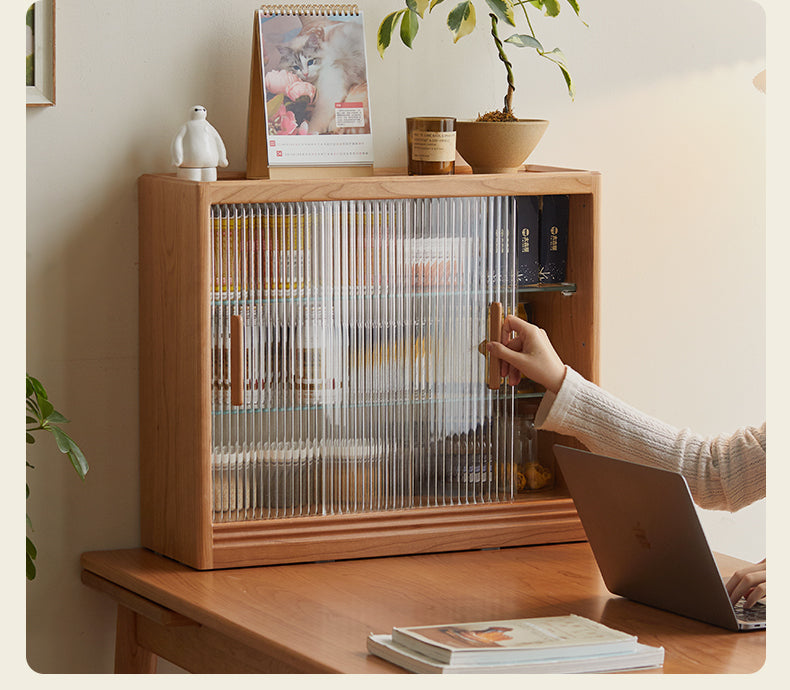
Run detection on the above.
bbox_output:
[26,374,88,580]
[378,0,586,172]
[378,0,584,118]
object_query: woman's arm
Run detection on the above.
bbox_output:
[488,315,766,511]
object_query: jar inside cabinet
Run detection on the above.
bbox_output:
[513,399,554,492]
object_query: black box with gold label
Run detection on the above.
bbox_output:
[539,195,569,283]
[516,195,540,286]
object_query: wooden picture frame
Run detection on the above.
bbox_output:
[26,1,55,107]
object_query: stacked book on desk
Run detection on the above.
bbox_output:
[367,614,664,674]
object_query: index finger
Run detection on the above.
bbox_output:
[501,314,529,340]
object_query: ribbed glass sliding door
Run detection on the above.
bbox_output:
[211,196,516,522]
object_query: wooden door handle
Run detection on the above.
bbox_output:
[487,302,503,390]
[230,315,244,406]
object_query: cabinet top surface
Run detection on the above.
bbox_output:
[140,165,600,205]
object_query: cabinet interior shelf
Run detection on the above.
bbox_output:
[213,390,543,416]
[213,283,578,305]
[518,282,576,296]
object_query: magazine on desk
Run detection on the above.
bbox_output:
[367,614,664,674]
[248,4,373,178]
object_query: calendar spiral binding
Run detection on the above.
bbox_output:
[259,4,359,16]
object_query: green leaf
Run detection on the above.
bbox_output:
[68,445,90,480]
[565,0,588,27]
[505,33,544,51]
[485,0,515,26]
[541,48,574,97]
[27,375,48,401]
[50,425,71,455]
[27,536,37,559]
[530,0,560,16]
[430,0,446,11]
[39,397,54,421]
[447,1,476,42]
[560,65,574,97]
[377,10,404,56]
[26,432,35,444]
[544,0,561,16]
[26,398,40,417]
[408,0,432,17]
[50,426,89,479]
[542,46,569,67]
[46,409,70,424]
[565,0,582,17]
[27,536,37,580]
[400,9,420,48]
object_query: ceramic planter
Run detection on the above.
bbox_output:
[455,119,549,174]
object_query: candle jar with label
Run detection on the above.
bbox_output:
[406,117,456,175]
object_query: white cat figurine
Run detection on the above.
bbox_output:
[171,105,228,181]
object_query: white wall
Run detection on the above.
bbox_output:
[17,0,771,675]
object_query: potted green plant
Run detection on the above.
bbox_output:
[377,0,586,173]
[26,374,88,580]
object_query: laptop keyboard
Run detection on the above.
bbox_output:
[734,599,766,623]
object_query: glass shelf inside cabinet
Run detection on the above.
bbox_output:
[517,282,576,296]
[514,391,545,401]
[489,387,544,402]
[214,289,518,306]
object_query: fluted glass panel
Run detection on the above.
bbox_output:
[210,196,516,521]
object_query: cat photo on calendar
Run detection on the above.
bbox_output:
[259,11,371,137]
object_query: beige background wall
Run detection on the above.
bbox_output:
[15,0,773,675]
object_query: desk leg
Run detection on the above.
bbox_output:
[115,604,158,673]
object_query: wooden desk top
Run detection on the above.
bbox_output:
[81,542,765,674]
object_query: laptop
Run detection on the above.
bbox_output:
[554,444,766,631]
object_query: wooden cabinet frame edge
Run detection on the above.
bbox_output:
[209,497,585,569]
[139,167,600,570]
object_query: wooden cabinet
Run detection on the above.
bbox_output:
[139,166,599,570]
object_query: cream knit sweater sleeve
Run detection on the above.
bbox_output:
[535,367,766,512]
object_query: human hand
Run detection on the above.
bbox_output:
[486,314,566,393]
[725,559,766,608]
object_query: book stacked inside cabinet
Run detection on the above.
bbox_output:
[138,166,600,570]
